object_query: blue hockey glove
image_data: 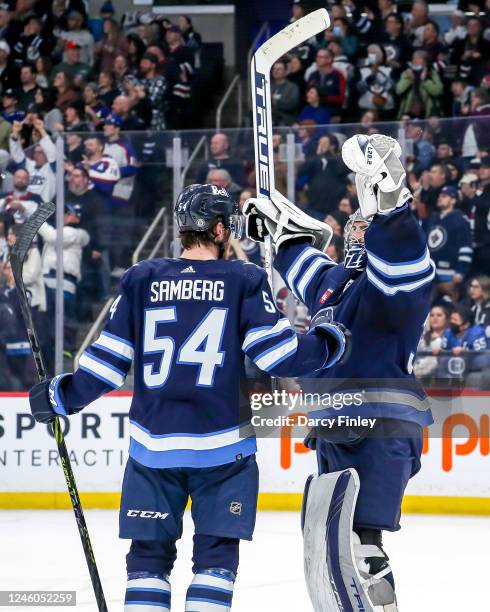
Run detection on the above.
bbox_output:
[29,375,71,424]
[310,310,352,367]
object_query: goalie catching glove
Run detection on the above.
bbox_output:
[243,191,332,253]
[342,134,412,218]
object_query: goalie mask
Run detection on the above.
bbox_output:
[344,210,370,271]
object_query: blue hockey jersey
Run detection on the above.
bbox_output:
[49,258,339,468]
[274,205,435,428]
[442,325,488,351]
[425,210,473,281]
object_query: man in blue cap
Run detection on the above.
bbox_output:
[426,184,473,301]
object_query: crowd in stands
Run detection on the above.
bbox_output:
[0,0,489,390]
[270,0,490,126]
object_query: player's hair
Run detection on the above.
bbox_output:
[179,229,217,250]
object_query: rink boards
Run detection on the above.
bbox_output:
[0,392,489,514]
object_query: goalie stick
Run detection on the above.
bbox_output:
[250,8,331,291]
[10,201,108,612]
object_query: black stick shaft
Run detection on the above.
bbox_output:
[10,202,108,612]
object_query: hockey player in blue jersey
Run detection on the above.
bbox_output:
[243,134,435,612]
[28,183,350,611]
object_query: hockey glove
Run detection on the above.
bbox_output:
[310,310,352,368]
[243,194,332,253]
[29,374,72,424]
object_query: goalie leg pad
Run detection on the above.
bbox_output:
[303,469,377,612]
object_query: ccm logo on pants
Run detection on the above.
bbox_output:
[127,510,169,519]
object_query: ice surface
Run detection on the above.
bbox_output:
[2,510,488,610]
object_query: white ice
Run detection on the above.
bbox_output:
[1,510,488,611]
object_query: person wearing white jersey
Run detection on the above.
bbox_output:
[9,117,56,202]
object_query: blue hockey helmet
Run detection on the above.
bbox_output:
[175,184,243,238]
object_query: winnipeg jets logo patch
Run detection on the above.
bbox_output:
[181,265,195,273]
[428,226,447,250]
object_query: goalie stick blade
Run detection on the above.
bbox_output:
[254,9,330,69]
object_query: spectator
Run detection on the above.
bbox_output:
[325,39,354,85]
[113,54,131,89]
[414,305,449,378]
[298,85,330,125]
[396,50,443,118]
[65,133,84,165]
[1,88,24,125]
[451,16,490,86]
[271,60,300,126]
[6,223,45,314]
[206,168,241,199]
[458,172,479,218]
[0,259,37,390]
[38,204,89,356]
[127,33,146,74]
[103,113,138,205]
[290,0,306,24]
[82,135,120,207]
[0,40,19,94]
[296,134,348,219]
[295,119,321,158]
[420,163,449,211]
[359,109,380,135]
[468,276,490,339]
[0,168,41,223]
[378,0,398,21]
[286,53,306,100]
[12,16,53,67]
[0,4,20,49]
[406,0,430,48]
[326,17,359,59]
[51,40,92,86]
[420,20,447,70]
[164,26,194,129]
[97,70,118,108]
[443,307,488,369]
[65,166,107,310]
[95,18,128,73]
[60,100,89,132]
[9,118,55,202]
[176,15,202,53]
[52,70,81,112]
[35,56,53,89]
[451,79,473,116]
[472,156,490,276]
[32,87,62,134]
[307,48,345,119]
[381,13,412,79]
[426,185,473,301]
[17,63,38,112]
[443,10,467,47]
[357,44,395,118]
[196,133,245,187]
[112,94,148,130]
[83,82,110,129]
[138,51,166,131]
[59,10,94,66]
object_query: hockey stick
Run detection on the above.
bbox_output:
[10,201,108,612]
[251,8,331,290]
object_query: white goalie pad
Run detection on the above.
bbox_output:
[342,135,405,193]
[302,470,378,612]
[243,193,333,253]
